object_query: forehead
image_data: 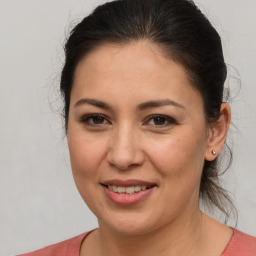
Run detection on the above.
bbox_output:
[71,40,202,110]
[75,40,188,81]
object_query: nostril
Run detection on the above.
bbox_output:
[107,149,145,170]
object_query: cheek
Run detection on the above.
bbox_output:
[144,131,207,215]
[145,128,207,180]
[67,129,109,213]
[67,128,107,182]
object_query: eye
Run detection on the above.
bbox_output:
[80,114,110,126]
[144,115,176,127]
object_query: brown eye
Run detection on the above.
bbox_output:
[145,115,176,128]
[81,114,110,126]
[152,116,167,125]
[92,116,105,124]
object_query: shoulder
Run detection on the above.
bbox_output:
[17,232,89,256]
[222,228,256,256]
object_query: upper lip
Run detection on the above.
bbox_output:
[101,179,157,187]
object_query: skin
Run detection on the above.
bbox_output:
[67,40,232,256]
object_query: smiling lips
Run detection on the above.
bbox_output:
[101,179,157,205]
[107,184,152,194]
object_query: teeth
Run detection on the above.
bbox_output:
[107,185,152,194]
[117,186,125,193]
[134,185,141,192]
[112,185,118,192]
[125,186,135,194]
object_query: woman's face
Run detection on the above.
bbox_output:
[67,41,212,235]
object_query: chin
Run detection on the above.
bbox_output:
[98,211,164,236]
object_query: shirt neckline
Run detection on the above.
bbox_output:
[70,227,237,256]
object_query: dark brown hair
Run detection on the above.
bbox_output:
[60,0,235,217]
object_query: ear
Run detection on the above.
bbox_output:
[205,103,231,161]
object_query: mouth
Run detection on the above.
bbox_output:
[101,180,157,205]
[102,184,156,194]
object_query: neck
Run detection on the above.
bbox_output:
[94,209,203,256]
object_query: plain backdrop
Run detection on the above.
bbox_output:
[0,0,255,255]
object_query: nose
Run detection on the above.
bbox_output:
[107,124,145,170]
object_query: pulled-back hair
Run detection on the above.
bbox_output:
[60,0,234,217]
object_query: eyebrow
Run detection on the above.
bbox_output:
[74,98,111,110]
[74,98,185,110]
[137,99,185,111]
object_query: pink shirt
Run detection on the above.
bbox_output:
[18,228,256,256]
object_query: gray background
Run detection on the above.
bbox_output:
[0,0,255,255]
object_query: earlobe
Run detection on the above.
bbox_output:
[204,103,231,161]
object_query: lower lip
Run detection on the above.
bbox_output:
[102,186,155,206]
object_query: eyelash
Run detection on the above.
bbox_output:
[80,114,110,126]
[80,114,177,128]
[144,114,177,127]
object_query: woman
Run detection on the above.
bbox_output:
[19,0,256,255]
